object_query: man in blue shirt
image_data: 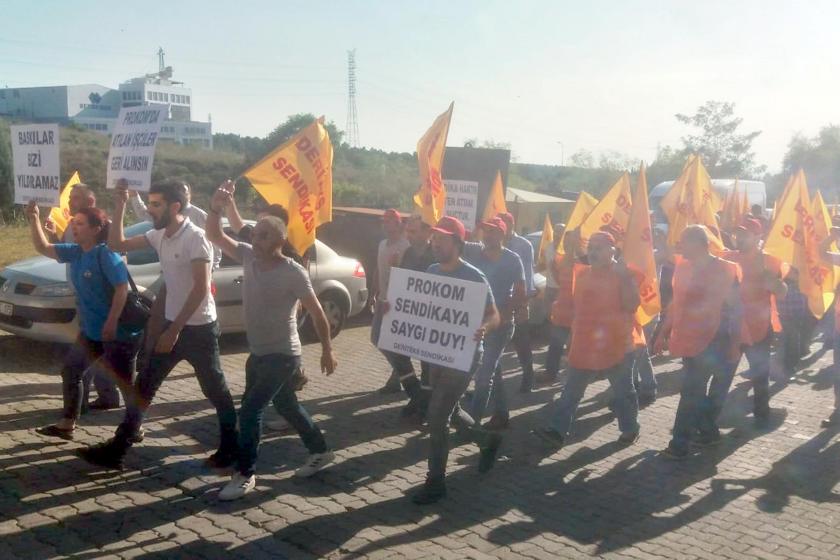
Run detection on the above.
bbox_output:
[463,217,526,429]
[498,212,536,393]
[408,216,502,505]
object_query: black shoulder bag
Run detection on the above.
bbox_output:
[96,246,152,331]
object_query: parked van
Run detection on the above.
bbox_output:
[649,179,766,225]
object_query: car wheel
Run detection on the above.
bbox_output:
[299,291,347,341]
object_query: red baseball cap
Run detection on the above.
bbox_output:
[480,216,507,235]
[431,216,466,242]
[497,212,515,225]
[737,218,763,236]
[382,208,402,222]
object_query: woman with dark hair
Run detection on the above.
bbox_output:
[25,202,142,440]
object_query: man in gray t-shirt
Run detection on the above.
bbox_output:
[205,182,338,501]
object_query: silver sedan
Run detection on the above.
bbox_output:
[0,220,368,344]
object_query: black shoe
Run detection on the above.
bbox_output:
[478,433,503,473]
[88,399,120,411]
[638,393,657,407]
[821,413,840,429]
[78,441,125,470]
[518,382,533,394]
[617,430,640,446]
[378,378,402,394]
[532,427,565,448]
[411,481,447,505]
[36,424,74,441]
[753,413,770,430]
[128,427,145,444]
[484,414,510,432]
[536,373,558,386]
[204,449,237,470]
[660,445,689,460]
[692,433,722,448]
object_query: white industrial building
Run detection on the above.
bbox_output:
[0,60,212,148]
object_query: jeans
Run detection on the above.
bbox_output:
[512,320,535,388]
[669,339,737,453]
[426,362,495,482]
[238,353,326,476]
[115,320,238,455]
[632,346,657,397]
[549,354,639,437]
[470,321,515,423]
[83,368,121,407]
[743,335,771,417]
[62,334,139,420]
[544,326,570,378]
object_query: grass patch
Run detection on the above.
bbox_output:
[0,226,36,268]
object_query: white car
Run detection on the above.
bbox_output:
[0,220,368,344]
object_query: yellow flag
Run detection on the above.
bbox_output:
[579,172,633,247]
[764,171,833,318]
[661,154,724,249]
[49,171,81,236]
[536,213,554,272]
[482,170,508,221]
[623,163,661,326]
[813,190,840,292]
[557,191,598,255]
[243,118,333,255]
[414,102,454,225]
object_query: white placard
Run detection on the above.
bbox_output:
[106,104,167,191]
[378,267,488,373]
[444,179,479,231]
[11,124,60,206]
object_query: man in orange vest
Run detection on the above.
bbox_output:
[655,225,742,458]
[533,232,641,447]
[723,218,788,428]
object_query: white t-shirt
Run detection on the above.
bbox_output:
[144,218,217,326]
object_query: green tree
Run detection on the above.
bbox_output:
[675,100,764,177]
[779,125,840,198]
[263,113,344,159]
[0,118,13,221]
[569,149,595,169]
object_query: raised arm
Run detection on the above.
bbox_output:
[225,181,246,234]
[206,182,241,262]
[25,202,58,260]
[300,292,338,375]
[109,185,151,253]
[128,191,152,221]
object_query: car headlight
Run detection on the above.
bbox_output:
[33,283,75,297]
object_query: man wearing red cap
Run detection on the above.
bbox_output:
[405,216,502,504]
[462,216,526,429]
[723,218,788,428]
[497,212,537,393]
[533,231,641,448]
[655,225,742,458]
[370,209,413,395]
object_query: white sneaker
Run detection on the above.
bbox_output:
[265,418,292,432]
[294,451,336,478]
[219,473,255,501]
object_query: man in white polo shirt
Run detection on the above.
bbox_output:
[79,180,238,470]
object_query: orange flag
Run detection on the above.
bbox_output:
[556,191,598,255]
[660,154,724,250]
[482,170,507,221]
[49,171,81,237]
[536,213,554,272]
[623,163,661,326]
[243,118,333,254]
[414,102,454,225]
[764,171,834,318]
[579,172,633,248]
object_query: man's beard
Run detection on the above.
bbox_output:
[153,213,171,230]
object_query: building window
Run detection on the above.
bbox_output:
[13,90,20,98]
[186,95,190,104]
[0,90,4,99]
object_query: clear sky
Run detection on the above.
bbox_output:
[3,0,838,172]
